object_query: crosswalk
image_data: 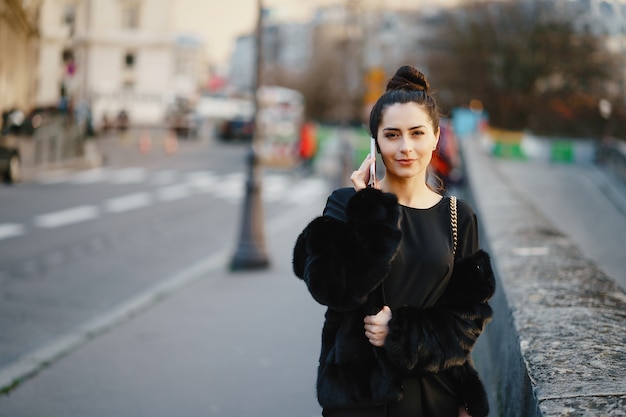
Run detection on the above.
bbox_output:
[0,167,331,241]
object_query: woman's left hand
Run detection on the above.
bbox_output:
[364,306,392,347]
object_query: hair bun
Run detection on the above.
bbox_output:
[386,65,429,93]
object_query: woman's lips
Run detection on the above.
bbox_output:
[396,159,416,166]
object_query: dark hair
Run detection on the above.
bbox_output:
[368,65,440,139]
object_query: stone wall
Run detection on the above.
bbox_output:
[462,135,626,417]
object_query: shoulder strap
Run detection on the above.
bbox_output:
[450,195,458,258]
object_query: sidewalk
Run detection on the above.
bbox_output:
[0,192,327,416]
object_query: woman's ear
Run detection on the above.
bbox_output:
[434,127,440,150]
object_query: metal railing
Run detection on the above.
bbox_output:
[33,115,87,169]
[597,137,626,185]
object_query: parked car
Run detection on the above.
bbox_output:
[217,117,254,141]
[0,136,20,184]
[215,98,254,142]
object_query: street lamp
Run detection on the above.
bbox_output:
[230,0,270,271]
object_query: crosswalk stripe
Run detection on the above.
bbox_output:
[185,171,218,193]
[2,170,329,241]
[150,170,179,186]
[104,192,153,213]
[34,206,100,228]
[263,175,292,202]
[0,223,25,240]
[156,184,192,201]
[32,168,328,211]
[35,168,329,207]
[109,167,147,184]
[213,172,246,201]
[283,178,328,206]
[71,168,108,184]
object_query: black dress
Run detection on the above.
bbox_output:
[323,190,479,417]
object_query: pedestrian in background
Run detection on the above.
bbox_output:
[298,120,317,175]
[293,65,495,417]
[430,118,463,190]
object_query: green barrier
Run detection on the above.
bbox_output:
[314,125,373,169]
[492,142,526,160]
[316,125,333,147]
[550,141,574,163]
[353,127,371,168]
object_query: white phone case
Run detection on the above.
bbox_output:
[369,137,376,187]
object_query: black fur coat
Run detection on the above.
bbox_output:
[293,187,495,416]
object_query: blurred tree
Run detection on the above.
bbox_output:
[277,38,364,124]
[421,0,621,137]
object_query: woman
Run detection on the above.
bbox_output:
[293,65,495,417]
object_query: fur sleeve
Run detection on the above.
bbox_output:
[292,187,401,311]
[383,250,495,373]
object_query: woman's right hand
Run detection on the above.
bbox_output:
[350,154,377,191]
[458,405,472,417]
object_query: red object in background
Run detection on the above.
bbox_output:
[431,119,462,185]
[430,150,452,178]
[298,122,317,160]
[207,75,226,92]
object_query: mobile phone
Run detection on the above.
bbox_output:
[368,137,376,187]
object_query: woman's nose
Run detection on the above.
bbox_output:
[399,135,411,152]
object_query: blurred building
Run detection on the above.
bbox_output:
[229,34,255,94]
[228,2,448,97]
[0,0,40,115]
[68,0,204,127]
[3,0,207,128]
[229,10,313,93]
[229,0,626,100]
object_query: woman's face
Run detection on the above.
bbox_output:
[376,102,439,181]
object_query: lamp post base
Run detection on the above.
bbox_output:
[230,241,270,271]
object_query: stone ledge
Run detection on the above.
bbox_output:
[462,135,626,417]
[540,396,626,417]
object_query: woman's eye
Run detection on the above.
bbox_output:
[412,130,424,136]
[385,133,399,139]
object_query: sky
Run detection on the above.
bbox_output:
[172,0,460,68]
